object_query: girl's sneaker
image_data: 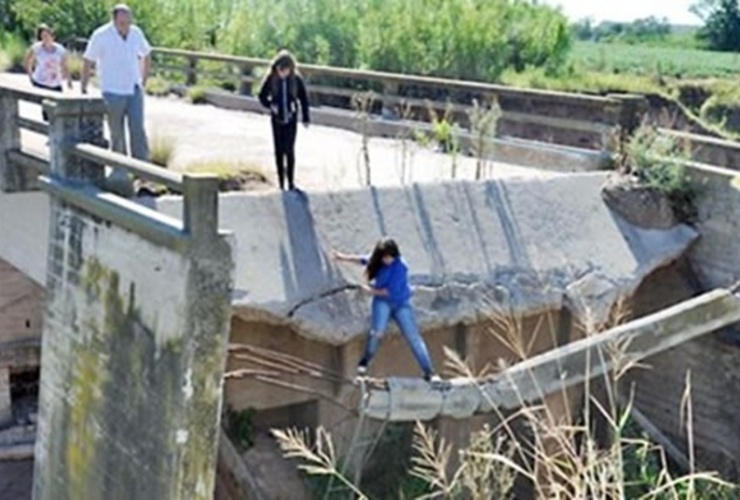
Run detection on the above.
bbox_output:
[424,373,441,383]
[356,364,368,377]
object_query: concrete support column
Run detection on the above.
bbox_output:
[0,368,12,427]
[0,94,21,192]
[45,99,108,185]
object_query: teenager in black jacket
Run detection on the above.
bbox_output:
[259,50,310,191]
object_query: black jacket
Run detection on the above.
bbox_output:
[259,74,310,125]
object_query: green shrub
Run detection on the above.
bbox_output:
[187,85,208,104]
[145,75,171,97]
[0,32,27,72]
[66,52,84,81]
[184,160,269,191]
[624,125,696,221]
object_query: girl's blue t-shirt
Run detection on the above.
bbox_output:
[361,256,412,307]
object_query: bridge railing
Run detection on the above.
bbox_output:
[68,38,647,153]
[0,75,221,251]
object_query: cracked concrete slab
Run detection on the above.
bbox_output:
[153,173,699,344]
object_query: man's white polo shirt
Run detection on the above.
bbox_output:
[83,22,152,96]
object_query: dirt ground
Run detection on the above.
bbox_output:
[11,74,553,192]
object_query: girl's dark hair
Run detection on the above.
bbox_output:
[36,24,53,41]
[264,49,299,98]
[365,238,401,281]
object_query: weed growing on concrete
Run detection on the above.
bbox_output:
[187,86,208,104]
[426,101,462,179]
[145,76,171,97]
[66,53,84,81]
[623,125,697,222]
[184,160,269,191]
[468,96,502,181]
[352,91,376,186]
[149,133,177,168]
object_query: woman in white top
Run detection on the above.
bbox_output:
[24,24,71,119]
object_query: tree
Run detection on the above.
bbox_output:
[694,0,740,51]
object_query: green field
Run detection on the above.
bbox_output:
[572,41,740,79]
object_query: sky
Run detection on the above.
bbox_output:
[542,0,701,25]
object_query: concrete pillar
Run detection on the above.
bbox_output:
[0,368,12,427]
[45,98,108,185]
[0,93,21,192]
[33,148,233,499]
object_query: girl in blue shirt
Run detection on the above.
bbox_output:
[334,238,437,382]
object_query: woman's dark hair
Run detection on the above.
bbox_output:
[36,24,53,41]
[264,49,299,98]
[365,238,401,281]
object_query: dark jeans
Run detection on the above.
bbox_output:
[271,119,298,190]
[31,80,63,122]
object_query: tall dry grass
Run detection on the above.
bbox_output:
[273,300,734,499]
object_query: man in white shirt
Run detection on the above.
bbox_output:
[81,4,152,162]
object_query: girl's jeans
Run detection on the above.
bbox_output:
[360,299,434,377]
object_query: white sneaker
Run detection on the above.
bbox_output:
[356,365,367,377]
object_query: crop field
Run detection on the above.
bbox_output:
[572,41,740,79]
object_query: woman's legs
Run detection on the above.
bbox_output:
[358,300,392,372]
[284,120,298,189]
[271,121,286,189]
[393,304,434,378]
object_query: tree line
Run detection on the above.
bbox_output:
[573,0,740,52]
[2,0,572,82]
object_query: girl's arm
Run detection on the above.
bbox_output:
[23,49,36,79]
[362,284,388,297]
[258,76,272,109]
[332,250,366,265]
[297,76,310,124]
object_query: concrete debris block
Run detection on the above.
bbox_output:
[363,386,392,420]
[367,378,443,422]
[477,380,521,413]
[439,378,482,419]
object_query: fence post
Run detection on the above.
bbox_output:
[0,92,21,192]
[186,56,199,86]
[183,173,220,241]
[44,98,108,185]
[239,63,253,96]
[381,80,399,119]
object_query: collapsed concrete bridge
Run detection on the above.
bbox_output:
[2,73,740,498]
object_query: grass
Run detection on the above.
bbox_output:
[149,133,177,168]
[183,160,269,191]
[572,41,740,80]
[187,86,208,104]
[66,53,84,81]
[145,75,171,97]
[273,299,735,499]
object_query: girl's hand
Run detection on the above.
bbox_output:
[332,249,346,261]
[270,104,279,115]
[361,284,374,294]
